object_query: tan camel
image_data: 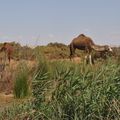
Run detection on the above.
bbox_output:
[0,42,14,64]
[69,34,112,64]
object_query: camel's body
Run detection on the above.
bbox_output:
[69,34,112,64]
[70,34,95,57]
[92,51,108,61]
[0,43,14,63]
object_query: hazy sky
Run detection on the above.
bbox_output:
[0,0,120,46]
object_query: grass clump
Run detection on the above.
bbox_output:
[13,62,29,98]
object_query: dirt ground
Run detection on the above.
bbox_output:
[0,93,14,113]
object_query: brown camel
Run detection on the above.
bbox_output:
[69,34,113,64]
[0,42,14,64]
[92,51,107,60]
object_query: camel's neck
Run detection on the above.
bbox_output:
[91,44,107,52]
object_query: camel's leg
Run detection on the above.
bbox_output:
[8,55,11,64]
[85,55,89,64]
[89,55,92,65]
[91,56,94,64]
[4,52,7,65]
[69,44,75,61]
[85,54,93,65]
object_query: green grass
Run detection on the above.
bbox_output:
[32,56,120,120]
[0,100,33,120]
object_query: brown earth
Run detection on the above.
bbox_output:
[0,93,14,112]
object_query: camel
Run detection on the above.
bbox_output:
[69,34,113,64]
[92,51,107,61]
[0,42,14,64]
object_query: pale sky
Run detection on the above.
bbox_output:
[0,0,120,46]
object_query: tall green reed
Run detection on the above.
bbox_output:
[13,62,29,98]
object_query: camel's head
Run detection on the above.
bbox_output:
[104,45,113,52]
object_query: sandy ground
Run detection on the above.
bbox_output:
[0,93,14,112]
